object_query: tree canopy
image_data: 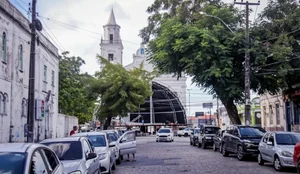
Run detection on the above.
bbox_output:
[58,52,98,124]
[140,0,295,124]
[91,56,156,129]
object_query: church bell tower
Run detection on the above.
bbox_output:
[100,8,124,66]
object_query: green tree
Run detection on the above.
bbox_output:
[91,56,155,130]
[254,0,300,106]
[140,0,292,124]
[58,52,97,124]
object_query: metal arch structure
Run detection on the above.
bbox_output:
[129,81,187,124]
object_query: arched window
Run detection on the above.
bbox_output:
[2,32,7,63]
[19,45,23,71]
[140,48,144,55]
[21,98,27,117]
[3,93,8,115]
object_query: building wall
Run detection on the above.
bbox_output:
[0,0,71,143]
[260,93,285,131]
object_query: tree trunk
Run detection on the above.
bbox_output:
[103,116,112,130]
[222,99,241,125]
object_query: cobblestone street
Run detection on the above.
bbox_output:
[114,136,297,174]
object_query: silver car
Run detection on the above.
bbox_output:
[258,131,300,171]
[73,132,116,174]
[0,143,65,174]
[41,136,101,174]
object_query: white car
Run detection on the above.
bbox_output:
[156,128,174,142]
[0,143,65,174]
[72,132,116,174]
[177,128,193,137]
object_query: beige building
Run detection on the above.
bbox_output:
[260,93,286,131]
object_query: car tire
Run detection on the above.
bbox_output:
[98,166,101,174]
[178,135,182,137]
[190,140,193,145]
[258,153,265,166]
[274,155,282,171]
[237,145,245,161]
[193,140,196,146]
[184,133,188,137]
[213,143,217,151]
[297,159,300,174]
[222,143,229,157]
[112,160,116,170]
[197,141,201,148]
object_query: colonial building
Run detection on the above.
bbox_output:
[0,0,60,142]
[100,9,188,125]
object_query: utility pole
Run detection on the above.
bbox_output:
[234,0,260,126]
[27,0,37,143]
[217,98,219,127]
[187,89,192,116]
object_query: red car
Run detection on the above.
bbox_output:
[293,142,300,173]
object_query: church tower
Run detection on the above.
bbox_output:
[100,8,123,66]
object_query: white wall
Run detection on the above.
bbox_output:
[0,0,75,143]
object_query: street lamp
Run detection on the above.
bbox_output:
[199,12,234,34]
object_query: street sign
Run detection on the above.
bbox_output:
[195,112,204,117]
[203,103,213,108]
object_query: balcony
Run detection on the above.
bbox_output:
[101,40,122,44]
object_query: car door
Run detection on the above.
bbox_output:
[28,149,50,174]
[231,127,240,153]
[259,133,270,160]
[82,139,98,174]
[119,130,137,156]
[265,133,276,162]
[40,148,64,174]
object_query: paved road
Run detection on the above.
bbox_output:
[114,136,296,174]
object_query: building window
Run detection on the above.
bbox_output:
[141,48,144,55]
[275,103,280,125]
[108,54,114,61]
[43,65,47,82]
[19,45,23,71]
[51,70,55,86]
[3,93,8,115]
[2,32,7,63]
[21,98,27,117]
[109,34,113,44]
[269,105,273,125]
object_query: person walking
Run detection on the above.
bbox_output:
[70,126,78,136]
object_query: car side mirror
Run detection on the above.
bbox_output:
[86,152,97,160]
[267,141,273,146]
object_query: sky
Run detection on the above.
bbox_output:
[10,0,267,116]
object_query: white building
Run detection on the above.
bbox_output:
[100,9,187,125]
[0,0,61,142]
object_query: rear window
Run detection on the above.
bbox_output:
[0,152,26,174]
[239,127,265,137]
[42,141,83,160]
[88,135,106,147]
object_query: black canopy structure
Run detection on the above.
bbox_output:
[129,81,187,124]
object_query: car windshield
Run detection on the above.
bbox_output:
[194,129,200,134]
[158,129,170,133]
[88,135,106,147]
[239,127,265,137]
[276,133,300,145]
[204,127,220,134]
[42,141,83,160]
[0,152,26,174]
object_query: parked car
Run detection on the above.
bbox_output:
[156,128,174,142]
[293,142,300,173]
[259,131,300,171]
[72,132,116,173]
[100,130,121,165]
[213,129,225,152]
[197,125,220,149]
[190,128,200,146]
[221,125,266,161]
[177,128,193,137]
[40,136,101,174]
[0,143,65,174]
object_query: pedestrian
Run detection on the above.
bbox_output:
[125,126,136,161]
[70,126,78,136]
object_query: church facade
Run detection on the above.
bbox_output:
[100,9,187,125]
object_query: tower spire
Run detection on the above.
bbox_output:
[107,8,117,25]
